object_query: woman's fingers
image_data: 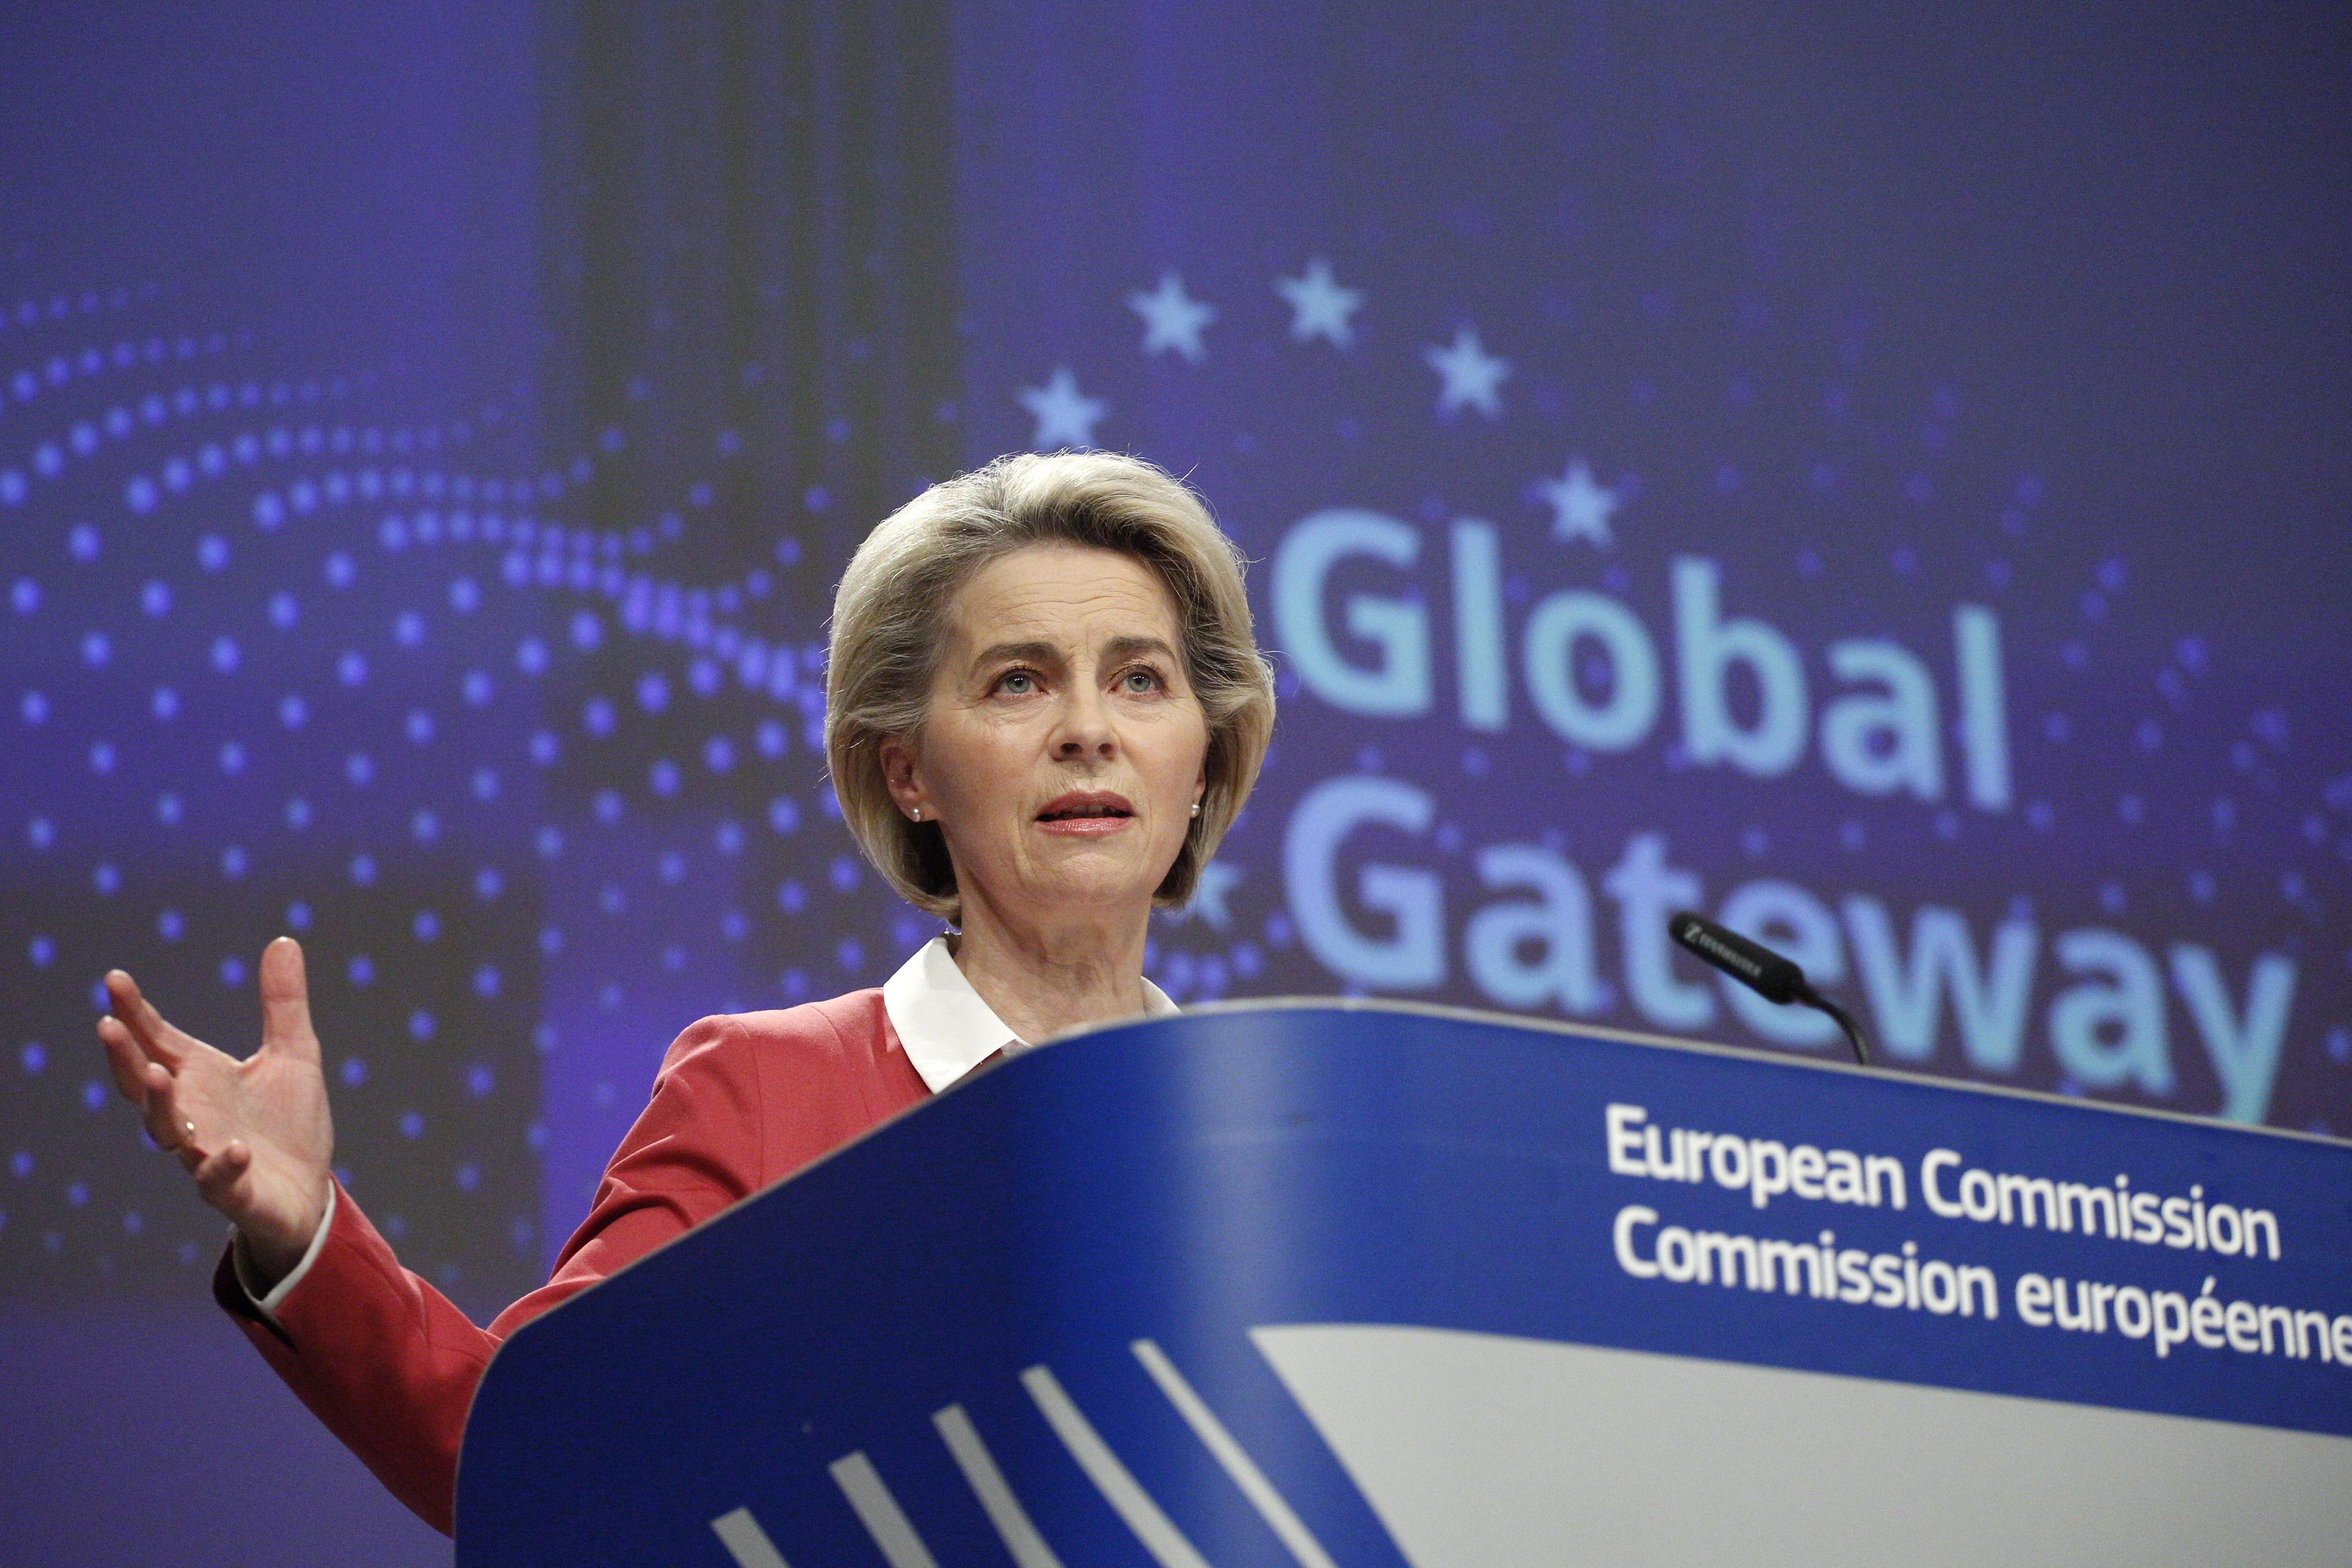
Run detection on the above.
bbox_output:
[192,1141,254,1208]
[255,937,320,1065]
[96,949,334,1240]
[100,1010,207,1165]
[136,1061,195,1159]
[105,970,188,1068]
[97,1015,152,1101]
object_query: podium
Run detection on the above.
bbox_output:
[458,1003,2352,1566]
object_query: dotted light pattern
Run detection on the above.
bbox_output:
[0,283,943,1308]
[9,133,2352,1316]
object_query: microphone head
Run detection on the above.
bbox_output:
[1669,911,1808,1005]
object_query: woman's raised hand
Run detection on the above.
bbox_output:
[97,935,335,1287]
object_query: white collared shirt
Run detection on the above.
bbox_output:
[883,935,1178,1093]
[240,939,1176,1314]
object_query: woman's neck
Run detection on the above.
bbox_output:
[948,896,1152,1044]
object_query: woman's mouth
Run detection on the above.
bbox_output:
[1036,790,1136,836]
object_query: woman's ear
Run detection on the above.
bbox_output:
[880,736,925,819]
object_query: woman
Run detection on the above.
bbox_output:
[94,450,1276,1535]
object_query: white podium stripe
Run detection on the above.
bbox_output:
[709,1506,793,1568]
[1131,1339,1340,1568]
[829,1450,942,1568]
[1021,1363,1214,1568]
[933,1402,1068,1568]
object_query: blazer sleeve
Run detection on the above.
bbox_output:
[215,1011,776,1536]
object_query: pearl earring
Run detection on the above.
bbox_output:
[910,806,921,822]
[1189,801,1200,819]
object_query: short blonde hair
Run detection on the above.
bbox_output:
[826,451,1276,923]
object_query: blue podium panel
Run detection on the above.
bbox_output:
[457,1004,2352,1567]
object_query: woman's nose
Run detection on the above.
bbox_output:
[1052,685,1117,759]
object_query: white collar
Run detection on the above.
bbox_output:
[881,935,1178,1094]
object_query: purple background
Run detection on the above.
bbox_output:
[1,1,2346,1560]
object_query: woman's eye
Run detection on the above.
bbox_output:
[1121,668,1160,692]
[999,671,1036,694]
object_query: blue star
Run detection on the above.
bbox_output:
[1018,367,1108,449]
[1423,326,1511,419]
[1127,272,1216,363]
[1182,860,1243,931]
[1533,457,1620,547]
[1275,257,1364,347]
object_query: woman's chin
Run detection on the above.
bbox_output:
[1007,841,1167,912]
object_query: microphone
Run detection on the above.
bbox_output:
[1669,911,1872,1066]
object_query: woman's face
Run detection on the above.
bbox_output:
[884,545,1209,928]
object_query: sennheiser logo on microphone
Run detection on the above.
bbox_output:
[1682,922,1762,980]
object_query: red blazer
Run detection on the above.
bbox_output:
[214,988,931,1536]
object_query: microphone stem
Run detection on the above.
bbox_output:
[1801,990,1872,1068]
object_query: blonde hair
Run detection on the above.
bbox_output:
[826,451,1276,923]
